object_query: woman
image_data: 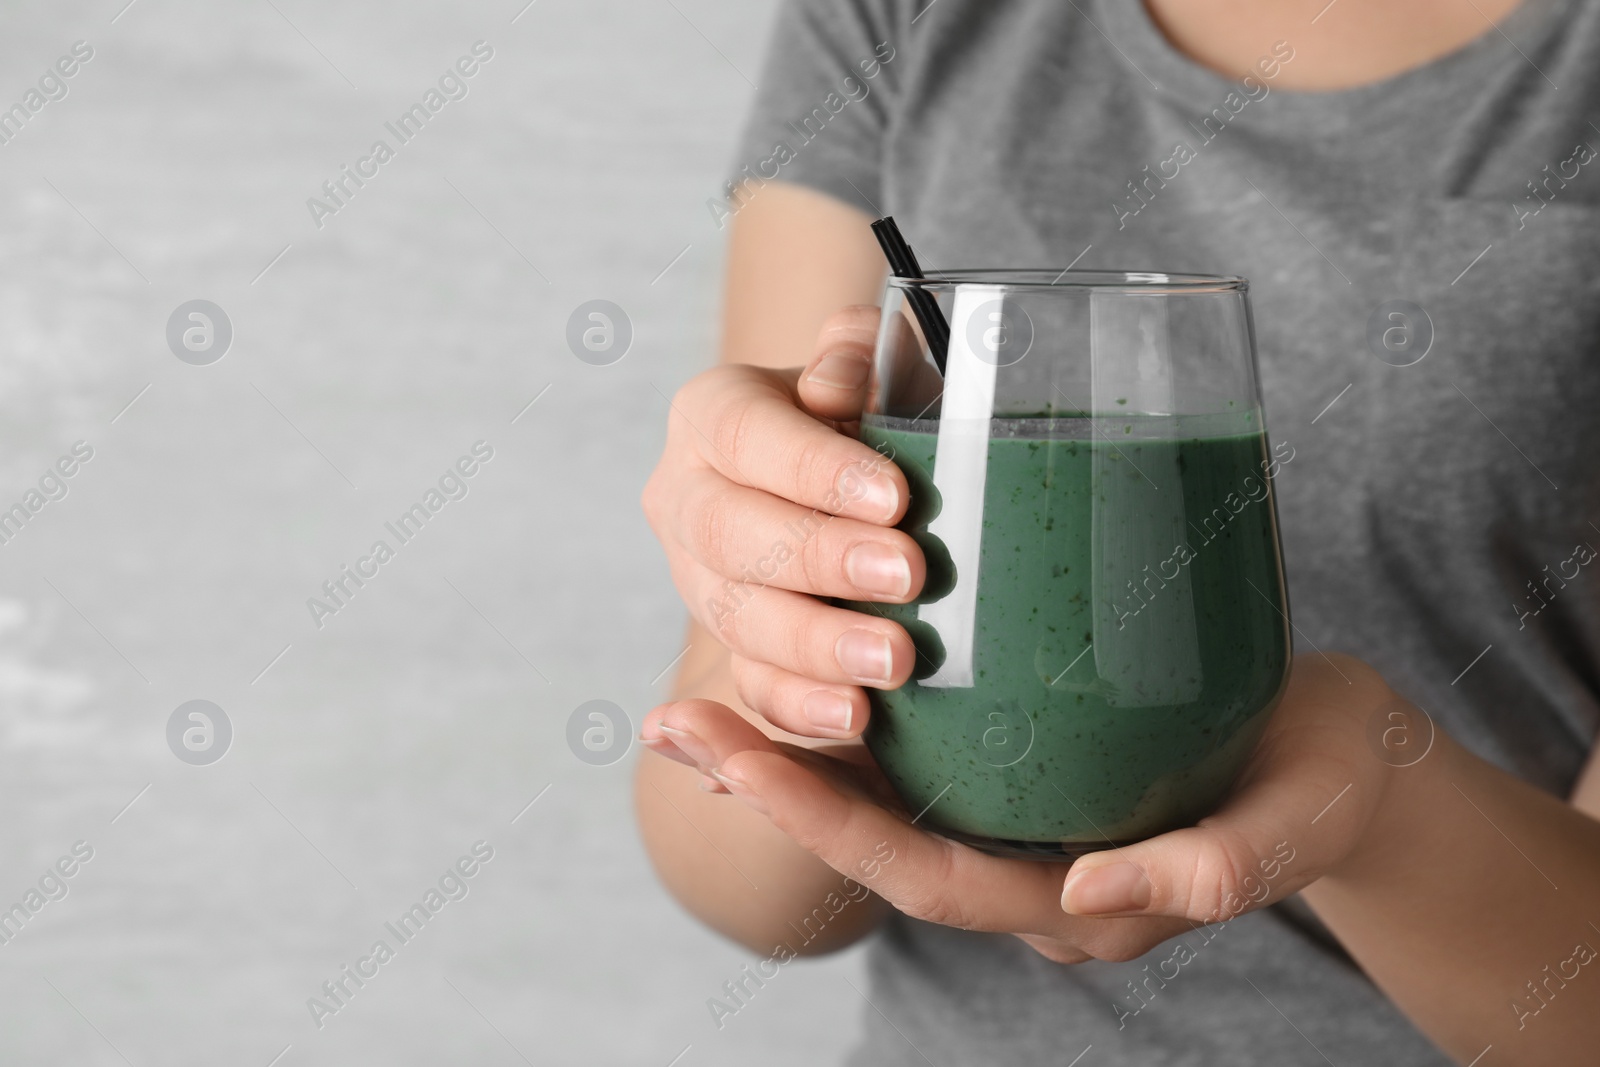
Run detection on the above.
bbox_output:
[636,1,1600,1063]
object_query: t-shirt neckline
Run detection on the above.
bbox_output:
[1096,0,1568,131]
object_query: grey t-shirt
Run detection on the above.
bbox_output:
[731,1,1600,1063]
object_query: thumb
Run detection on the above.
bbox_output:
[1060,668,1392,922]
[797,306,880,422]
[1057,751,1377,922]
[1059,823,1306,924]
[1062,659,1401,921]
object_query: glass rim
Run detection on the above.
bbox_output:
[889,269,1248,294]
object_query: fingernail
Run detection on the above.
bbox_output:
[1061,862,1152,915]
[697,773,729,793]
[803,689,854,734]
[845,542,911,599]
[849,472,899,522]
[656,724,715,768]
[836,629,894,685]
[639,735,697,769]
[806,351,869,390]
[710,767,769,815]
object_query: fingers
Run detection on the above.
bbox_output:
[638,731,727,790]
[671,364,907,525]
[646,700,1217,961]
[640,698,777,773]
[672,555,918,688]
[730,654,869,739]
[797,306,878,421]
[797,305,943,424]
[724,735,1204,959]
[707,741,1071,937]
[639,700,775,796]
[672,467,925,602]
[1060,823,1313,927]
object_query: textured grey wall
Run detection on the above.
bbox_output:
[0,1,867,1063]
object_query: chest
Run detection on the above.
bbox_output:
[884,38,1600,555]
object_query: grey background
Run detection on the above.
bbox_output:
[0,0,870,1063]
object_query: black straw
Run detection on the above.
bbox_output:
[871,217,949,375]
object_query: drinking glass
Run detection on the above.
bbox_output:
[842,270,1292,859]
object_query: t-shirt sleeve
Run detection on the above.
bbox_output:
[726,0,903,219]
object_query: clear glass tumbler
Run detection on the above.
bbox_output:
[841,270,1292,859]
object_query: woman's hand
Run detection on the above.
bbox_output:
[642,301,1411,963]
[642,653,1410,964]
[640,307,931,743]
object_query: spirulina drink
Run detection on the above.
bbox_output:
[845,412,1292,857]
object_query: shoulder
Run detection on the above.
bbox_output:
[764,0,908,67]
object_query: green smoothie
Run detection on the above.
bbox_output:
[846,412,1292,857]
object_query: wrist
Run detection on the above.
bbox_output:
[1320,697,1457,887]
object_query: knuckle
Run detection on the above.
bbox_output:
[904,891,976,931]
[639,470,667,527]
[785,434,835,504]
[792,524,841,592]
[669,378,701,423]
[895,852,977,930]
[729,656,767,712]
[695,570,751,647]
[709,392,758,473]
[677,364,734,411]
[1183,828,1260,921]
[684,482,741,571]
[785,609,819,673]
[707,594,747,648]
[639,478,656,524]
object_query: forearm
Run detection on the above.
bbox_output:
[633,624,889,956]
[1304,727,1600,1065]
